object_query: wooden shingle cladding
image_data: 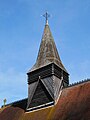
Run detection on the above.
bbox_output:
[28,24,68,73]
[27,23,69,111]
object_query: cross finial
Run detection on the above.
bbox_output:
[43,12,50,25]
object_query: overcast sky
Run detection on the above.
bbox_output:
[0,0,90,107]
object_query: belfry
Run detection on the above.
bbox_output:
[27,12,69,111]
[0,12,89,120]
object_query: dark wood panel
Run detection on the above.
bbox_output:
[28,63,69,86]
[28,64,53,84]
[28,81,53,108]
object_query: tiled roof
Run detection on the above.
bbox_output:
[0,81,90,120]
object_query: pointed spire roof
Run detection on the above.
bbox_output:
[29,15,67,73]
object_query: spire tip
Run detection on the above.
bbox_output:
[43,12,50,25]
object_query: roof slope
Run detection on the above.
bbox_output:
[0,81,90,120]
[0,106,24,120]
[29,24,67,73]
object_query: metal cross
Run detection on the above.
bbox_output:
[43,12,50,24]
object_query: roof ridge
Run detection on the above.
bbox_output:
[64,79,90,88]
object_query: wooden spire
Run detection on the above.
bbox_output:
[29,22,67,73]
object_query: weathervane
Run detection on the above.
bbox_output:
[43,12,50,25]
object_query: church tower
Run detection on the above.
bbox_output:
[27,12,69,111]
